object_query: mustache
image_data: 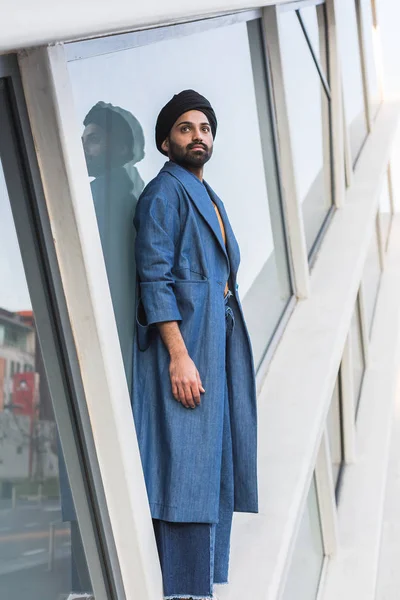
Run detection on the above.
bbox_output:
[187,142,208,151]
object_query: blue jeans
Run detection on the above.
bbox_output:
[153,293,235,599]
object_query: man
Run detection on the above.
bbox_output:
[132,90,258,600]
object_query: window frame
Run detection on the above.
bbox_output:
[267,0,345,274]
[360,212,383,340]
[326,369,345,499]
[337,0,370,168]
[377,165,395,254]
[65,9,263,62]
[355,0,383,130]
[0,54,119,600]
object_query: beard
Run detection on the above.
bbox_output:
[168,138,213,169]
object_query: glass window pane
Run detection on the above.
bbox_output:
[326,375,342,489]
[379,172,392,249]
[360,0,381,120]
[362,219,382,336]
[350,295,366,415]
[68,19,292,371]
[336,0,368,165]
[279,8,333,257]
[0,160,92,598]
[282,477,325,600]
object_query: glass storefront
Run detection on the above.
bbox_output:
[278,4,333,258]
[67,16,293,371]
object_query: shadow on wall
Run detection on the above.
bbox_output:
[82,101,145,387]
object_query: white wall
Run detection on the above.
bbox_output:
[0,0,287,53]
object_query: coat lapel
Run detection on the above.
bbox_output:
[203,181,240,279]
[162,162,228,260]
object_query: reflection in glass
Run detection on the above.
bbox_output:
[362,218,382,337]
[81,101,144,390]
[326,376,342,489]
[279,7,333,257]
[282,477,325,600]
[0,161,92,599]
[69,19,292,371]
[379,172,392,250]
[350,295,366,415]
[360,0,381,121]
[336,0,368,165]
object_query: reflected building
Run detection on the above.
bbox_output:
[0,308,35,409]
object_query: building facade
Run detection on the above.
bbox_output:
[0,0,399,598]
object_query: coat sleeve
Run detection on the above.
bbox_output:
[134,191,182,326]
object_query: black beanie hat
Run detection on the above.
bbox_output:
[155,89,217,156]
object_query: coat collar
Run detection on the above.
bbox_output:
[161,161,228,260]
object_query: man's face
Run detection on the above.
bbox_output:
[82,123,108,177]
[162,110,214,168]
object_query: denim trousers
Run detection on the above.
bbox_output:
[153,293,235,600]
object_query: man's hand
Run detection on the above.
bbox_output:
[156,320,205,409]
[169,351,205,408]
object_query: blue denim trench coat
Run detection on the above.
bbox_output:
[132,161,258,523]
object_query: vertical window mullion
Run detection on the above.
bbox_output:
[355,0,373,131]
[262,5,310,298]
[358,282,370,369]
[315,432,339,556]
[325,0,346,205]
[317,4,335,213]
[340,333,357,462]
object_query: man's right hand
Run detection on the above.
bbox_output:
[156,320,205,409]
[169,351,205,408]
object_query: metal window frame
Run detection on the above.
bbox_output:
[336,0,370,169]
[18,44,163,600]
[360,212,383,344]
[278,0,325,13]
[315,434,339,556]
[355,0,384,130]
[265,0,344,276]
[0,55,116,600]
[246,18,297,377]
[279,446,338,600]
[377,165,394,256]
[65,8,262,61]
[340,332,357,463]
[354,293,367,417]
[385,161,395,248]
[263,5,310,298]
[355,0,373,132]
